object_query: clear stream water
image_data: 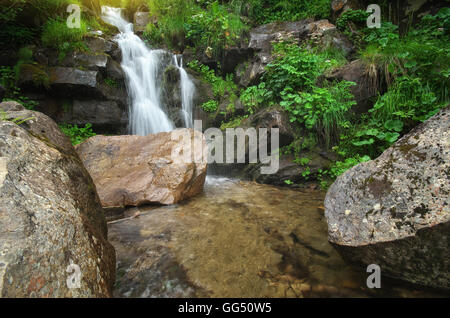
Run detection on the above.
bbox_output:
[109,178,445,298]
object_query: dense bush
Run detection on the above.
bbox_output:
[247,0,331,24]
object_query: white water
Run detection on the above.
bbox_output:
[173,55,195,128]
[101,7,196,135]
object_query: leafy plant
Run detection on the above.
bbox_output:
[186,1,248,56]
[201,100,218,113]
[240,83,272,114]
[280,81,356,147]
[59,123,96,145]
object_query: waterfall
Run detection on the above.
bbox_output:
[173,55,195,128]
[101,6,174,135]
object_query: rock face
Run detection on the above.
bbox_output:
[327,59,376,113]
[0,107,116,297]
[76,129,207,208]
[133,12,150,33]
[49,67,100,98]
[324,106,450,289]
[236,19,353,87]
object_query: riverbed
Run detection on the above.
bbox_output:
[108,177,445,298]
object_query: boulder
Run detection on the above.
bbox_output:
[326,59,376,113]
[0,116,116,297]
[76,129,207,208]
[0,101,25,112]
[324,106,450,289]
[49,67,101,98]
[0,103,76,157]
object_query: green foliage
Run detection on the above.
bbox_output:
[186,1,248,57]
[104,77,119,88]
[187,60,237,99]
[59,123,96,145]
[145,0,248,54]
[145,0,196,49]
[247,0,331,24]
[264,43,322,96]
[336,9,370,31]
[220,115,246,130]
[201,100,218,113]
[0,66,38,110]
[370,76,441,126]
[280,81,356,147]
[327,155,371,179]
[258,43,356,147]
[0,109,35,125]
[240,83,272,114]
[41,17,88,49]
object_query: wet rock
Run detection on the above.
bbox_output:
[49,67,101,98]
[324,106,450,290]
[58,52,109,72]
[244,106,297,147]
[106,58,124,81]
[134,12,150,33]
[76,129,207,208]
[0,118,116,297]
[85,36,116,54]
[326,59,376,113]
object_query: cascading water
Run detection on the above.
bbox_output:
[173,55,195,128]
[101,6,196,135]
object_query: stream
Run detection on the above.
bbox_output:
[108,177,443,298]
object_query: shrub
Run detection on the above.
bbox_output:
[247,0,331,24]
[59,123,96,145]
[201,100,219,113]
[41,17,88,49]
[280,81,356,147]
[186,1,248,56]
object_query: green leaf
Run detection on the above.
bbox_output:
[352,138,375,146]
[384,119,404,132]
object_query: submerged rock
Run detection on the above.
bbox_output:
[76,129,207,209]
[325,106,450,289]
[0,109,115,297]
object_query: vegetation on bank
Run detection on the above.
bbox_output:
[1,1,449,184]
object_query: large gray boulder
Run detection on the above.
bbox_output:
[325,106,450,289]
[0,106,116,297]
